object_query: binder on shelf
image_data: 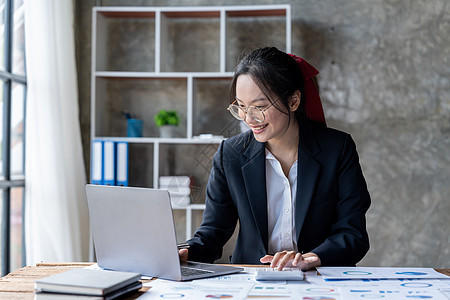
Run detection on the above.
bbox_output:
[103,141,116,186]
[91,140,103,185]
[116,142,129,186]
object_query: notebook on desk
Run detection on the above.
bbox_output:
[85,184,243,281]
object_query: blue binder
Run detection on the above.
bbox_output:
[116,142,129,186]
[91,140,104,185]
[103,141,116,186]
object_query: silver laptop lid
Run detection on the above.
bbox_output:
[86,184,182,280]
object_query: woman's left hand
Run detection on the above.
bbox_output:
[260,251,321,271]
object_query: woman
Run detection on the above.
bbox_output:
[180,47,371,271]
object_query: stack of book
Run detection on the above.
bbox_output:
[34,268,142,299]
[159,176,192,207]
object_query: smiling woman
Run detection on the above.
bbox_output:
[180,47,371,271]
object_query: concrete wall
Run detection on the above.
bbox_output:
[75,0,450,267]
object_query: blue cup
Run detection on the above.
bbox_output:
[127,119,143,137]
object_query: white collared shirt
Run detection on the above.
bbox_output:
[265,148,298,254]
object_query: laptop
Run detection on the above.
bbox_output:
[85,184,243,281]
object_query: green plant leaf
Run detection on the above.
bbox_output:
[154,109,180,127]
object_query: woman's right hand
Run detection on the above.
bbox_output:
[179,248,189,263]
[260,251,320,271]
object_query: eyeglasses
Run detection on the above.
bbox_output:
[227,100,275,123]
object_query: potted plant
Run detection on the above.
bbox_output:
[154,110,180,138]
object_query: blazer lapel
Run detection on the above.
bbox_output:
[241,138,268,252]
[295,124,322,243]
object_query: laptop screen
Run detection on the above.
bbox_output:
[86,185,183,280]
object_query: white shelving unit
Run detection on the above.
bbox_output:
[173,204,207,240]
[90,5,291,240]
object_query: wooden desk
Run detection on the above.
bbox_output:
[1,263,449,299]
[0,262,153,299]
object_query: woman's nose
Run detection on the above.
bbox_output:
[244,111,258,125]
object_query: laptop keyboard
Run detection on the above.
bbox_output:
[181,266,214,277]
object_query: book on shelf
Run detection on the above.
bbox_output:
[159,175,191,187]
[159,176,192,206]
[161,186,191,195]
[34,268,141,298]
[170,194,191,207]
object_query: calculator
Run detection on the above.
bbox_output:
[255,268,304,281]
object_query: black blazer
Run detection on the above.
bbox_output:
[187,122,371,266]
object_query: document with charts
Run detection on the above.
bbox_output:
[317,267,450,280]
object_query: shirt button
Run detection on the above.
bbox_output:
[284,233,289,238]
[285,208,290,213]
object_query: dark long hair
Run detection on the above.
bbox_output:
[229,47,307,124]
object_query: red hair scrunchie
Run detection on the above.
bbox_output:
[288,54,326,125]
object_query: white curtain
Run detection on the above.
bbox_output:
[24,0,90,264]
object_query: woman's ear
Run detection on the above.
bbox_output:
[289,90,301,112]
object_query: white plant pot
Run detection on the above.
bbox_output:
[159,125,176,138]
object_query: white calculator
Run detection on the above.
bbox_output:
[255,267,304,281]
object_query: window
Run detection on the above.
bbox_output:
[0,0,26,276]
